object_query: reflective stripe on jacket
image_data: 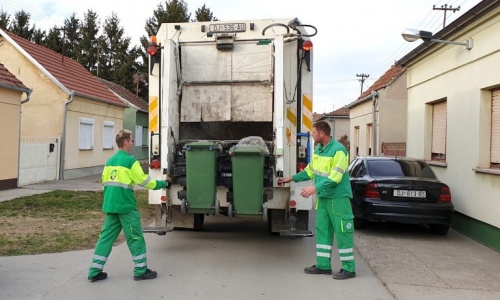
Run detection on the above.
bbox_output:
[102,150,163,213]
[292,138,352,199]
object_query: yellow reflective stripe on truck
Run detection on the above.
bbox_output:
[149,96,159,133]
[302,93,313,132]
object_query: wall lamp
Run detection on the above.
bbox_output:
[402,28,473,50]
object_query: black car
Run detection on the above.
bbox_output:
[347,156,454,235]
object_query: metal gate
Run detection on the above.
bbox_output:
[19,137,59,186]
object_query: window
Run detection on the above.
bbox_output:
[492,89,500,168]
[367,159,436,179]
[431,101,447,161]
[79,117,94,150]
[135,125,149,147]
[103,121,115,149]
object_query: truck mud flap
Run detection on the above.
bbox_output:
[279,230,314,237]
[143,225,174,234]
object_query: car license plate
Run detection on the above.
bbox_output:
[393,189,426,198]
[209,23,246,33]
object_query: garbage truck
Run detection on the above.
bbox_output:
[143,18,317,237]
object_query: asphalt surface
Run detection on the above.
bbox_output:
[1,176,500,300]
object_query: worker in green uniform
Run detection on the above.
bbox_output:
[278,121,356,280]
[88,129,169,282]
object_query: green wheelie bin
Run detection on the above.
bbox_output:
[184,142,219,213]
[230,144,268,215]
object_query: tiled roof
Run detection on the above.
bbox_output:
[316,107,349,121]
[3,31,126,108]
[0,63,29,91]
[347,65,406,108]
[99,78,148,112]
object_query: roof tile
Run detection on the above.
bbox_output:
[99,78,148,112]
[4,31,126,107]
[0,63,29,91]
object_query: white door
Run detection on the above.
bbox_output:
[19,137,59,186]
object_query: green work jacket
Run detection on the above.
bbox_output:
[101,150,166,213]
[292,138,352,199]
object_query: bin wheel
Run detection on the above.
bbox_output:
[181,199,188,215]
[214,199,220,215]
[228,203,233,219]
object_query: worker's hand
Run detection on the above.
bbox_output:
[277,177,292,186]
[300,186,316,198]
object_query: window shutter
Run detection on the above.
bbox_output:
[135,125,143,147]
[492,90,500,164]
[432,102,447,158]
[103,121,115,149]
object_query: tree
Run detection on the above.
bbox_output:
[44,26,63,53]
[62,13,82,59]
[78,10,102,74]
[32,28,46,45]
[193,4,218,22]
[8,10,35,40]
[100,12,139,91]
[0,9,10,30]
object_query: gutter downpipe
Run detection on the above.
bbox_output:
[59,91,75,180]
[16,88,32,187]
[371,90,379,155]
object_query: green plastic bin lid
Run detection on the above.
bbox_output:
[184,141,219,151]
[230,146,268,155]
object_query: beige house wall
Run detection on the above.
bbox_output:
[378,73,408,147]
[0,89,22,182]
[349,101,373,159]
[405,8,500,228]
[65,97,124,171]
[0,40,66,138]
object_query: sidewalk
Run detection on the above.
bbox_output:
[0,175,102,203]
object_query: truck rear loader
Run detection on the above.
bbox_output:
[144,18,317,237]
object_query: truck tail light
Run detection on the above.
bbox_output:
[150,159,161,169]
[364,183,380,199]
[290,200,297,208]
[297,162,307,172]
[302,40,312,51]
[439,186,451,202]
[161,195,167,203]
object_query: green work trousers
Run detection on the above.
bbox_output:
[315,196,356,272]
[88,210,148,277]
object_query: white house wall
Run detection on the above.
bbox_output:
[405,8,500,228]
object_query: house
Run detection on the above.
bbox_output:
[0,64,31,190]
[315,106,350,141]
[396,0,500,251]
[99,78,149,163]
[346,65,407,160]
[0,29,127,184]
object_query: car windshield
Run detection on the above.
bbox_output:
[367,160,436,179]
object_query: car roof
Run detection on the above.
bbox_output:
[354,156,426,163]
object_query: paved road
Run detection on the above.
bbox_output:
[1,176,500,299]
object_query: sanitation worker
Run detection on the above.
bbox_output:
[88,129,169,282]
[278,121,356,280]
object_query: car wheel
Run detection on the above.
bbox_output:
[354,217,366,229]
[430,224,449,235]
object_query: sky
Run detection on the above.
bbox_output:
[1,0,483,113]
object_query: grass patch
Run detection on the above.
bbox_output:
[0,190,156,256]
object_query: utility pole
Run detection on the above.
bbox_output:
[433,4,460,28]
[356,73,369,95]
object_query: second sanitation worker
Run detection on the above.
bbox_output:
[278,121,356,280]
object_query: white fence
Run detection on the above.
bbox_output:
[19,137,60,186]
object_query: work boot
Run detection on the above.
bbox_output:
[134,268,157,281]
[88,272,107,282]
[332,269,356,280]
[304,265,333,275]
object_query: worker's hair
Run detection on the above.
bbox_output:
[313,121,331,136]
[116,129,132,148]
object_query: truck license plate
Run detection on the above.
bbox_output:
[209,23,246,33]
